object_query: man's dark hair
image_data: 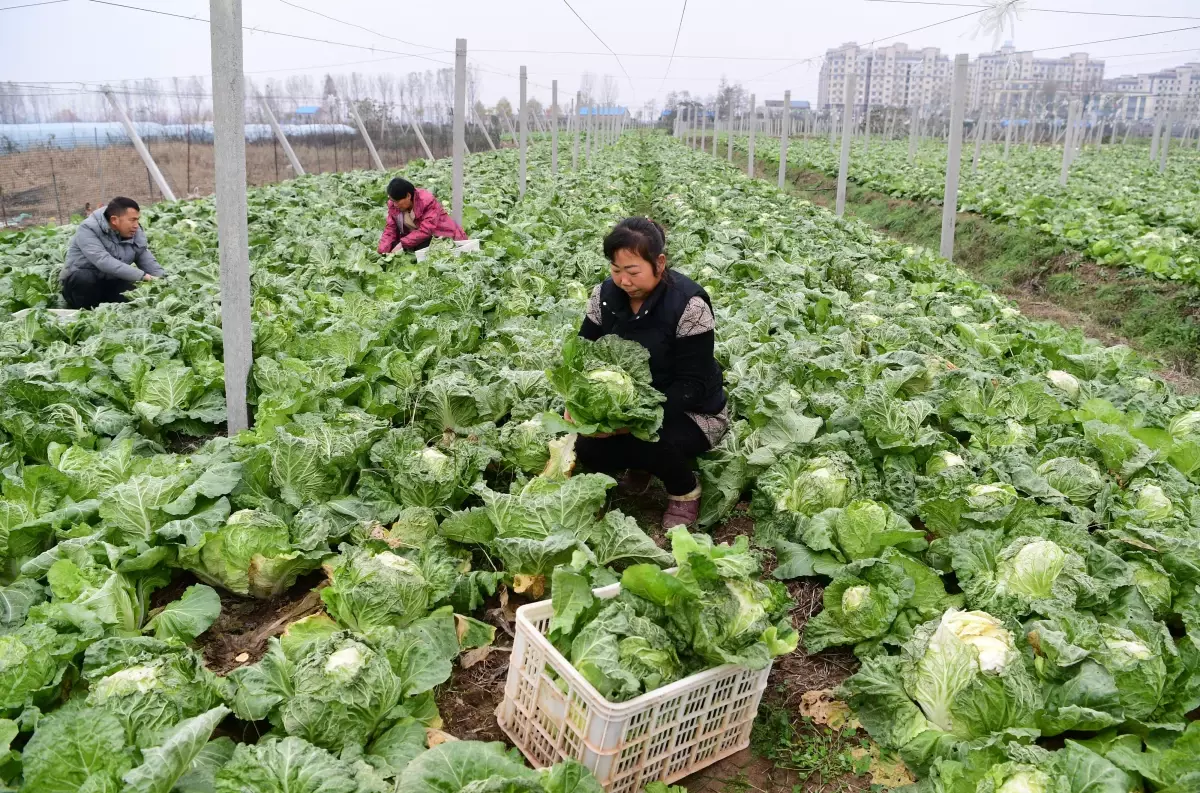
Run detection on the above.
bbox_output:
[387,178,416,202]
[104,197,140,222]
[603,216,667,273]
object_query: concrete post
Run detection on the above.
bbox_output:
[972,108,985,174]
[778,90,791,190]
[908,105,919,161]
[573,91,581,170]
[727,106,734,162]
[1060,99,1078,186]
[863,102,871,154]
[701,108,707,154]
[451,38,466,224]
[1004,116,1013,160]
[259,95,305,176]
[518,66,527,197]
[1160,110,1173,172]
[551,80,559,175]
[1150,111,1162,161]
[405,104,434,160]
[940,54,969,261]
[501,110,518,143]
[208,0,251,433]
[103,88,176,201]
[349,103,385,170]
[747,94,757,178]
[836,77,855,217]
[587,105,594,166]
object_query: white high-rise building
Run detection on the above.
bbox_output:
[1104,63,1200,120]
[969,43,1104,112]
[817,42,952,111]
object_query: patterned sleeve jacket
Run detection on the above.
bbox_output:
[579,270,729,448]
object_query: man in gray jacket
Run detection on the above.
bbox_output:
[61,197,164,309]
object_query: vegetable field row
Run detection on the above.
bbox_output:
[0,133,1197,792]
[728,135,1200,284]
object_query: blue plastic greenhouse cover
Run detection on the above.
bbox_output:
[0,122,358,151]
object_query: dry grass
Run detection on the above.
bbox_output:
[0,130,498,225]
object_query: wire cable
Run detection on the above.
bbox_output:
[656,1,689,94]
[0,0,66,10]
[558,0,635,95]
[1037,24,1200,53]
[749,4,993,82]
[862,0,1200,22]
[274,0,449,53]
[85,1,455,68]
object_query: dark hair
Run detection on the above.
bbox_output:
[104,197,140,221]
[603,217,667,273]
[387,178,416,201]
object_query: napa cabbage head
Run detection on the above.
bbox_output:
[278,633,404,752]
[997,540,1067,600]
[1134,483,1172,520]
[994,767,1055,793]
[320,544,432,632]
[1045,370,1080,399]
[546,334,665,441]
[1037,457,1103,504]
[498,416,555,474]
[761,452,857,517]
[909,610,1030,737]
[82,637,226,748]
[968,483,1018,513]
[927,450,967,476]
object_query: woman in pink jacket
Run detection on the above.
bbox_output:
[377,178,468,255]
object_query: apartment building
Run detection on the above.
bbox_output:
[968,44,1104,111]
[817,42,952,111]
[1104,63,1200,120]
[817,41,1105,114]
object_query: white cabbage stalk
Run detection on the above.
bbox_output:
[1104,636,1152,661]
[1045,370,1080,398]
[998,769,1051,793]
[375,552,423,574]
[927,450,966,476]
[586,369,632,388]
[96,665,159,696]
[419,447,451,474]
[950,305,972,318]
[842,585,871,613]
[325,645,365,678]
[1136,484,1172,520]
[939,609,1013,673]
[858,314,884,328]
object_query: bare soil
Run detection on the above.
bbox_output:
[0,129,499,225]
[195,570,327,674]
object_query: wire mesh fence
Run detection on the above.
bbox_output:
[0,123,502,227]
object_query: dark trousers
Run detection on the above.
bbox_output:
[575,411,710,496]
[61,269,134,310]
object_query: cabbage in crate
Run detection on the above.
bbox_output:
[543,334,666,441]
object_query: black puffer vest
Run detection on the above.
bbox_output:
[593,271,726,415]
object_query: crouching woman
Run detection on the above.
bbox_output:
[574,217,728,528]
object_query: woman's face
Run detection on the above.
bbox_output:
[610,248,665,301]
[392,194,414,211]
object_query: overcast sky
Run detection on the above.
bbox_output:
[3,0,1199,109]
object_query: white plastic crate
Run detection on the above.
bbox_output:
[496,579,771,793]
